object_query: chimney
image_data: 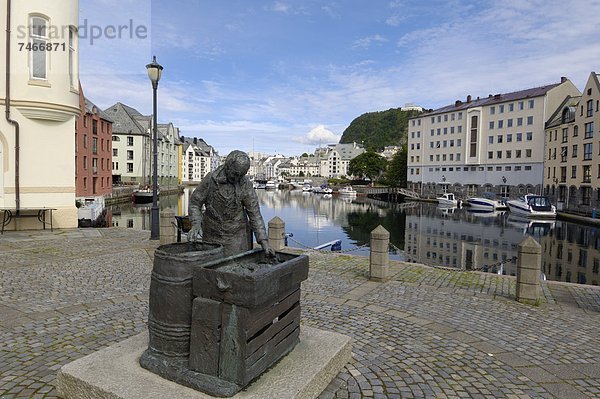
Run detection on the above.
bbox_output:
[560,76,567,83]
[466,95,472,103]
[455,100,462,106]
[193,137,197,145]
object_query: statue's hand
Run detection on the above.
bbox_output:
[187,225,203,242]
[261,240,276,259]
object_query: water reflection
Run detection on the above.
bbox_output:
[109,188,599,286]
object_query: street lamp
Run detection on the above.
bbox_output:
[146,56,163,240]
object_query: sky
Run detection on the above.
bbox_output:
[79,0,600,156]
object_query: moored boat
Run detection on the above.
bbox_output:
[133,187,158,204]
[466,192,507,211]
[265,180,277,189]
[506,194,556,218]
[338,186,357,196]
[437,192,458,207]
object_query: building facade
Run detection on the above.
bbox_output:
[544,72,600,214]
[0,0,80,229]
[407,79,580,198]
[105,102,180,187]
[75,84,113,198]
[180,137,219,185]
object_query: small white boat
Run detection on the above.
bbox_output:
[436,192,458,207]
[338,186,357,196]
[301,184,313,192]
[466,192,507,211]
[133,187,159,204]
[506,194,556,218]
[313,184,333,194]
[265,180,277,189]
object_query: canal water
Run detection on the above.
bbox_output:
[109,188,600,286]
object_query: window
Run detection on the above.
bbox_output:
[83,134,87,148]
[498,120,504,129]
[456,153,461,161]
[571,165,577,178]
[127,163,134,173]
[507,119,513,127]
[489,121,494,129]
[583,165,591,183]
[506,150,511,158]
[437,116,441,123]
[30,16,48,79]
[488,151,493,159]
[507,134,512,142]
[518,101,524,110]
[444,127,447,135]
[429,142,434,148]
[574,125,579,137]
[127,136,134,146]
[584,143,593,160]
[528,99,535,109]
[527,116,534,125]
[470,115,478,157]
[509,103,514,112]
[516,133,522,141]
[69,27,77,87]
[127,150,134,160]
[587,99,594,117]
[92,138,98,154]
[458,112,462,120]
[515,166,521,171]
[497,135,503,143]
[517,117,523,126]
[83,156,88,170]
[112,136,120,142]
[450,127,455,134]
[444,115,448,121]
[490,106,495,115]
[499,105,504,113]
[458,126,462,133]
[92,158,98,174]
[572,144,578,158]
[488,136,494,144]
[526,149,532,157]
[526,132,532,141]
[562,128,568,143]
[437,129,441,135]
[450,140,454,147]
[457,139,462,147]
[525,166,532,171]
[585,122,594,139]
[561,146,568,162]
[497,151,502,159]
[516,150,522,158]
[92,120,98,135]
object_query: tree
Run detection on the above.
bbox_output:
[348,151,388,181]
[384,147,407,188]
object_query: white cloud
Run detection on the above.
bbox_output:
[353,34,388,50]
[294,125,340,145]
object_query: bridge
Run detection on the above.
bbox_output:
[362,187,421,200]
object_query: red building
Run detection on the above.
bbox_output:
[75,83,113,197]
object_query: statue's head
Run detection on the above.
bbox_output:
[224,150,251,183]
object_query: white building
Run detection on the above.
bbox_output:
[407,79,580,198]
[321,143,365,178]
[180,137,219,184]
[0,0,80,229]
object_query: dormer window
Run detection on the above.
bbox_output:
[30,16,49,80]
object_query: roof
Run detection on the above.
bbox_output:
[545,95,581,129]
[413,83,563,118]
[84,98,113,123]
[103,103,148,135]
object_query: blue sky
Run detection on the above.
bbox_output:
[79,0,600,156]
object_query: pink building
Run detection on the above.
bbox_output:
[75,83,113,197]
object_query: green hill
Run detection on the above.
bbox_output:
[339,108,422,151]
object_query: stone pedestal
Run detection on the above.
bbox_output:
[56,327,352,399]
[369,225,390,282]
[516,236,542,305]
[159,208,176,245]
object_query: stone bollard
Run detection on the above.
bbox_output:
[268,216,286,251]
[370,225,390,282]
[516,236,542,305]
[159,208,176,245]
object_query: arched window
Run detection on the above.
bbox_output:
[30,15,49,80]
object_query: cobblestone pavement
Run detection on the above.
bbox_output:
[1,229,599,398]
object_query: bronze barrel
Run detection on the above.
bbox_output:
[147,242,223,357]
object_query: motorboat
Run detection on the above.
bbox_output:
[436,192,458,207]
[133,187,158,204]
[265,180,277,189]
[465,192,507,211]
[313,184,333,194]
[506,194,556,218]
[338,186,357,196]
[301,184,313,192]
[507,214,556,235]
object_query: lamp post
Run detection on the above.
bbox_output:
[146,56,163,240]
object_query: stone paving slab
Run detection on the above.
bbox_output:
[0,229,599,398]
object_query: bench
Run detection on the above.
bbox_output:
[174,215,191,242]
[0,208,57,234]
